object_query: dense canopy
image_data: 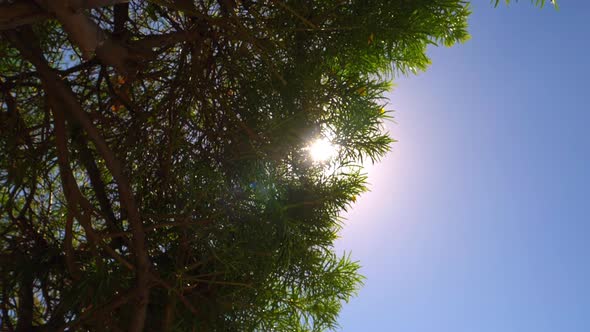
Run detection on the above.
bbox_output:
[0,0,471,331]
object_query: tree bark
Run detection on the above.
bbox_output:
[33,0,134,73]
[0,0,130,31]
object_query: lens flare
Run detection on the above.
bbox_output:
[308,138,337,162]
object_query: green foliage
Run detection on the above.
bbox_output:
[0,0,470,330]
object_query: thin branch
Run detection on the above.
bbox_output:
[64,211,81,280]
[270,0,317,29]
[99,218,211,240]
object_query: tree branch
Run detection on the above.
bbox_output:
[33,0,134,74]
[15,255,33,332]
[5,27,152,332]
[113,2,129,36]
[64,211,80,280]
[70,127,124,248]
[0,0,130,31]
[50,93,134,271]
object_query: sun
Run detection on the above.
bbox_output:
[307,137,338,162]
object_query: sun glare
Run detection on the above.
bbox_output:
[308,138,338,162]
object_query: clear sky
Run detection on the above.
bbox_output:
[335,1,590,331]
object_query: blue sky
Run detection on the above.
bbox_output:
[335,2,590,331]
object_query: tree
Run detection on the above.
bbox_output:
[0,0,546,331]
